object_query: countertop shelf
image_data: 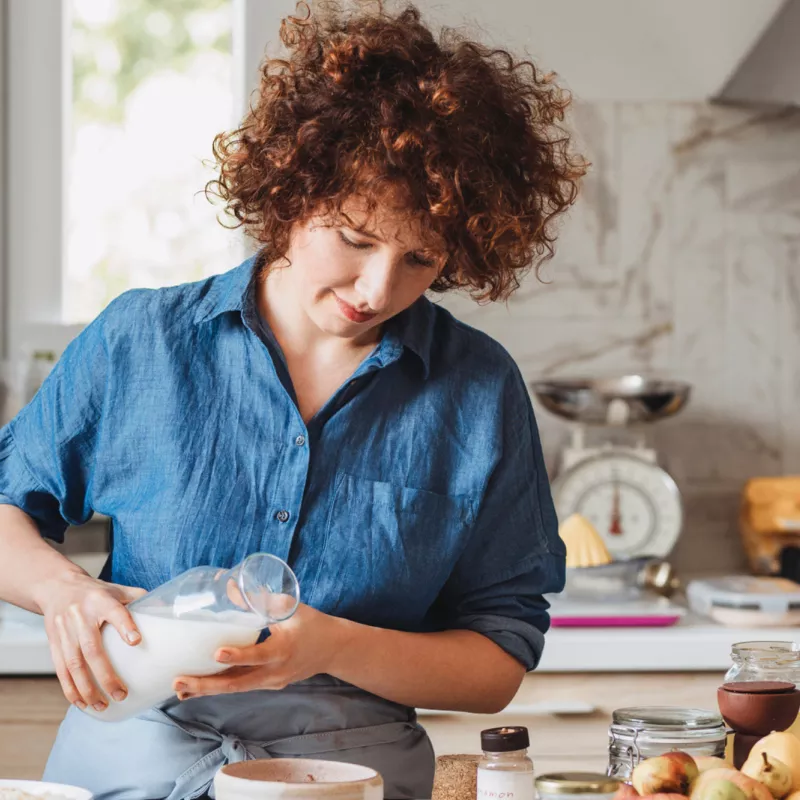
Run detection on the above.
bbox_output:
[2,602,798,675]
[538,614,799,672]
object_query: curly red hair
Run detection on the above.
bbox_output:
[208,2,587,301]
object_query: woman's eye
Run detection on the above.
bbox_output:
[338,231,372,250]
[408,252,437,268]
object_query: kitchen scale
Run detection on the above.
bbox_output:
[530,375,692,626]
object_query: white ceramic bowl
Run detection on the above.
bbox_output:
[214,759,384,800]
[0,780,93,800]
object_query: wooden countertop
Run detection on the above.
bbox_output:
[0,678,69,779]
[0,671,723,781]
[0,675,602,781]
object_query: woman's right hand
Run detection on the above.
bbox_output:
[36,572,147,712]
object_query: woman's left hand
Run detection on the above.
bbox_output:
[173,603,347,700]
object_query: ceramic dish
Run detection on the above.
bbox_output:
[214,759,383,800]
[0,780,93,800]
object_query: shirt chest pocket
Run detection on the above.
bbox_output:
[309,473,478,623]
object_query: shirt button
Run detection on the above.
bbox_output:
[294,435,306,447]
[275,510,290,523]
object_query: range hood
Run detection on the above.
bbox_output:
[714,0,800,107]
[435,0,790,104]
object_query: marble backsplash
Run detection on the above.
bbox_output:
[439,102,800,578]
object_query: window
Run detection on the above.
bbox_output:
[66,0,241,323]
[5,0,293,356]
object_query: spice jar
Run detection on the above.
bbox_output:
[536,773,620,800]
[477,726,534,800]
[608,707,727,780]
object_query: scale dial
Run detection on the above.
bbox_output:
[552,452,683,558]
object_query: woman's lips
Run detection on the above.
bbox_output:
[334,295,377,324]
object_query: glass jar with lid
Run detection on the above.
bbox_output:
[536,773,620,800]
[725,641,800,685]
[608,707,727,780]
[477,727,534,800]
[722,640,800,751]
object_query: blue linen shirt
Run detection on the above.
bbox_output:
[0,257,565,670]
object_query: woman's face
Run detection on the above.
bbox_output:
[280,196,445,341]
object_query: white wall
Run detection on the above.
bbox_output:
[409,0,785,101]
[235,0,298,110]
[441,98,800,577]
[400,0,798,574]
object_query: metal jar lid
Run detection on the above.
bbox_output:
[480,726,530,752]
[536,773,621,795]
[612,706,724,731]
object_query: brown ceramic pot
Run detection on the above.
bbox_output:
[718,684,800,737]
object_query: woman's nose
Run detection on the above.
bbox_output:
[355,255,397,313]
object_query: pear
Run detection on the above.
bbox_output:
[638,795,692,800]
[747,732,800,792]
[696,757,732,774]
[692,768,773,800]
[613,785,640,800]
[662,752,700,784]
[633,755,694,796]
[692,779,748,800]
[742,752,793,799]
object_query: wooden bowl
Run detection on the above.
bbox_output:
[718,684,800,736]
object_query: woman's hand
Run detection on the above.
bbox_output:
[35,572,147,712]
[173,603,347,700]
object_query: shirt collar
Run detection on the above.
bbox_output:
[194,256,434,380]
[386,296,434,380]
[193,256,257,325]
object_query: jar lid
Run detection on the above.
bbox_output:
[612,706,723,730]
[536,773,621,795]
[724,681,796,694]
[480,726,530,752]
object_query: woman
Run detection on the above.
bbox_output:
[0,3,584,799]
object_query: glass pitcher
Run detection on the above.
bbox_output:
[84,552,300,723]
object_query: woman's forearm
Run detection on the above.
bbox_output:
[329,620,526,714]
[0,505,85,613]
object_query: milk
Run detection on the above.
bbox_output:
[84,606,262,723]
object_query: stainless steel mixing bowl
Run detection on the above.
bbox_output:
[530,375,692,425]
[563,557,680,599]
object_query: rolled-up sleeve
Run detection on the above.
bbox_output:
[429,365,566,671]
[0,313,109,542]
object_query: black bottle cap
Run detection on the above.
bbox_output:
[480,726,530,752]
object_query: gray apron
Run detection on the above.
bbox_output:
[43,676,435,800]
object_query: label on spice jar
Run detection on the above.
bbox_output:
[477,767,534,800]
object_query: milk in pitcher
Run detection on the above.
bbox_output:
[85,607,263,723]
